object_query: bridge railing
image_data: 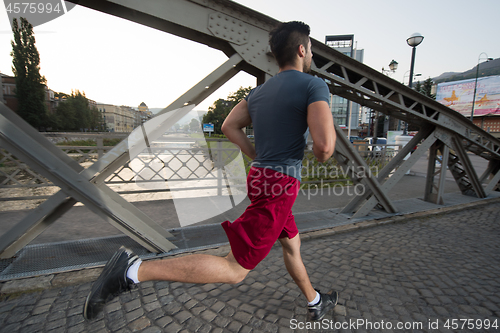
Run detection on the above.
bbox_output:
[0,133,402,208]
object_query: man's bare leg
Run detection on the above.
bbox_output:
[279,235,317,302]
[137,251,250,285]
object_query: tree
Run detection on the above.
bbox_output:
[414,81,422,94]
[415,78,436,100]
[10,17,48,129]
[202,86,253,135]
[189,118,200,132]
[54,90,103,131]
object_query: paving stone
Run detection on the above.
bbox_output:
[164,321,183,333]
[128,316,151,331]
[124,299,142,312]
[154,315,172,328]
[126,308,144,322]
[185,316,204,332]
[140,326,162,333]
[200,309,217,322]
[45,317,66,331]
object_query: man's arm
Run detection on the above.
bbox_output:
[307,100,336,162]
[221,100,257,160]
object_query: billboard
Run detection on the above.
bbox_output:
[203,123,214,132]
[436,75,500,117]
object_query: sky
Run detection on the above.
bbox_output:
[1,0,499,112]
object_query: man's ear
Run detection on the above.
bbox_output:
[298,44,306,58]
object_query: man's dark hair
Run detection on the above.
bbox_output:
[269,21,310,68]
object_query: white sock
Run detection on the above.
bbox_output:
[126,259,142,284]
[308,291,320,306]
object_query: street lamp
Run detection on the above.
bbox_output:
[380,60,399,136]
[407,33,424,89]
[382,59,399,75]
[404,32,424,134]
[470,52,494,122]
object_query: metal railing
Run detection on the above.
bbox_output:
[0,133,401,208]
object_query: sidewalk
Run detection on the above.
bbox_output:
[0,172,499,332]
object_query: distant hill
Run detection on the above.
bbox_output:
[434,58,500,84]
[433,72,461,82]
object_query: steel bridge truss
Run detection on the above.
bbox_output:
[1,0,499,258]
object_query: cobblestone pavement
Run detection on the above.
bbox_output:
[1,201,499,333]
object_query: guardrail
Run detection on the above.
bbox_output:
[0,133,401,208]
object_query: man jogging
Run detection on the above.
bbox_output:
[84,21,337,322]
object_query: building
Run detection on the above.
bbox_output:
[1,73,18,112]
[96,104,136,132]
[1,72,57,114]
[136,102,153,127]
[97,103,152,133]
[138,102,148,113]
[325,35,364,136]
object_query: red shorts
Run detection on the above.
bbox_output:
[221,167,300,270]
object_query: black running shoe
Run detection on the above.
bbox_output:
[308,290,338,321]
[83,246,140,320]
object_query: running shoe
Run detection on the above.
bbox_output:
[83,246,139,320]
[308,290,338,321]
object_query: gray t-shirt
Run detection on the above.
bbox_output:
[245,70,330,181]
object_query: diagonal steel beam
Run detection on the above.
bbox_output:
[0,54,244,258]
[341,127,432,215]
[351,131,438,218]
[0,192,75,259]
[423,142,449,205]
[484,160,500,194]
[449,134,487,198]
[332,122,397,214]
[0,109,178,253]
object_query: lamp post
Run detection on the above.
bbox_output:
[380,60,398,135]
[404,32,424,134]
[470,52,493,123]
[407,32,424,89]
[382,59,399,75]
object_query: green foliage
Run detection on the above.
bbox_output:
[189,118,200,132]
[415,78,436,100]
[10,17,48,129]
[202,86,253,135]
[414,81,422,93]
[56,138,122,146]
[204,133,226,139]
[53,90,104,131]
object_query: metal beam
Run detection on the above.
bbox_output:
[0,107,178,253]
[484,160,500,194]
[341,128,432,215]
[351,131,438,218]
[423,142,449,205]
[332,122,397,214]
[449,134,486,198]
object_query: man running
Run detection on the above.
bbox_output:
[84,21,337,322]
